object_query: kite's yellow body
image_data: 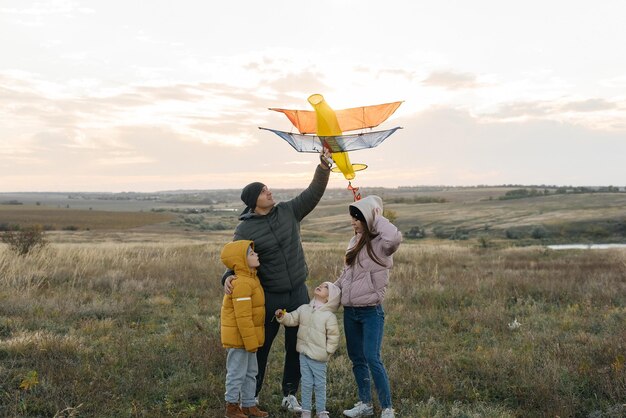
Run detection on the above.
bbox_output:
[308,94,363,180]
[265,94,402,183]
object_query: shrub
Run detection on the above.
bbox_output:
[383,209,397,223]
[505,229,523,239]
[433,226,450,239]
[1,225,48,255]
[0,223,20,232]
[405,226,426,239]
[478,236,491,248]
[531,226,549,239]
[450,227,469,240]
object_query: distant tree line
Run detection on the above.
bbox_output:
[152,207,215,214]
[386,196,447,204]
[1,223,80,232]
[498,186,623,200]
[555,185,622,194]
[498,188,549,200]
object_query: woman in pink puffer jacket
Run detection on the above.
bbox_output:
[335,195,402,418]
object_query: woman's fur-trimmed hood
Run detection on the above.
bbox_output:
[349,195,383,231]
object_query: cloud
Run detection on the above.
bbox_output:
[0,72,275,146]
[95,155,156,166]
[481,98,624,131]
[485,101,554,119]
[422,70,481,90]
[0,0,94,26]
[560,99,617,112]
[388,106,626,186]
[265,71,329,97]
[2,64,625,191]
[133,84,206,102]
[600,74,626,89]
[351,65,416,81]
[0,1,93,16]
[2,103,626,191]
[376,68,415,80]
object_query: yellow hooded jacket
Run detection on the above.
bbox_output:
[220,240,265,352]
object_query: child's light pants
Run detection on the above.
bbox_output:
[299,353,328,413]
[225,348,257,407]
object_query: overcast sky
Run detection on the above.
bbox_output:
[1,0,625,192]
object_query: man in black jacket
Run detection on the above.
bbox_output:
[223,150,332,412]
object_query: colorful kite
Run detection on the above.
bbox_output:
[260,94,402,182]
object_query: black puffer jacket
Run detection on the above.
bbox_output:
[225,165,329,295]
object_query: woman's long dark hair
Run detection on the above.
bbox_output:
[345,219,385,268]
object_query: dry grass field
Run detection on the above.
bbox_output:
[1,234,625,417]
[1,189,625,416]
[3,188,626,242]
[295,188,626,244]
[392,192,626,228]
[0,205,175,231]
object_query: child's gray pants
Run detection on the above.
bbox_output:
[300,353,328,413]
[225,348,257,407]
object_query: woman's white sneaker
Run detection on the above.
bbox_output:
[343,401,374,417]
[281,395,303,413]
[381,408,395,418]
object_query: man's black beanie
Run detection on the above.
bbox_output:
[241,182,265,211]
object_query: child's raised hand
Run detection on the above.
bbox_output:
[274,309,286,319]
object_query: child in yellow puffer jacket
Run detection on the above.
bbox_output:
[220,240,268,418]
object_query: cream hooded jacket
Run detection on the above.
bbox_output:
[277,282,341,362]
[335,196,402,307]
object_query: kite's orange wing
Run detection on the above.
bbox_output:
[270,101,403,134]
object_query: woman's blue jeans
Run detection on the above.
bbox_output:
[343,305,392,409]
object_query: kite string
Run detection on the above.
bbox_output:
[348,181,361,201]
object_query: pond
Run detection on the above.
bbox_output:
[547,243,626,250]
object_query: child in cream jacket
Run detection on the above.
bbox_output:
[275,281,341,418]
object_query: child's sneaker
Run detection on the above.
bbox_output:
[241,405,269,418]
[317,411,330,418]
[281,394,303,412]
[225,402,247,418]
[381,408,395,418]
[343,401,374,417]
[302,411,312,418]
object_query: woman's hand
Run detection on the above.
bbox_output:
[224,275,236,294]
